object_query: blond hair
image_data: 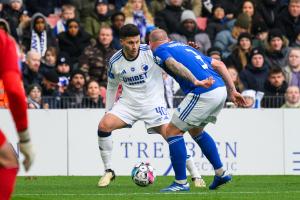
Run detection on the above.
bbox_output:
[122,0,154,25]
[62,4,76,13]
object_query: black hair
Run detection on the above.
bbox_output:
[119,24,140,39]
[111,11,125,22]
[268,67,284,76]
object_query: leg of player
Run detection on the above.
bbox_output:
[154,125,205,188]
[97,113,128,187]
[160,123,190,192]
[186,153,206,187]
[189,127,232,190]
[0,132,19,200]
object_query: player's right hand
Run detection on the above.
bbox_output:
[19,141,35,172]
[230,91,247,107]
[194,76,215,88]
[18,129,35,171]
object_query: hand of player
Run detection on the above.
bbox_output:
[18,129,35,172]
[20,141,35,171]
[230,91,247,107]
[194,76,215,88]
[188,41,201,50]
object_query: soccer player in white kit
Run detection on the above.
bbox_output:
[97,24,205,187]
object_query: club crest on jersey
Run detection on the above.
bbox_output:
[131,67,135,72]
[141,64,149,72]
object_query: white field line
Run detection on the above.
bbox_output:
[14,191,300,196]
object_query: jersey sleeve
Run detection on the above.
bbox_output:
[105,61,120,111]
[0,31,28,132]
[154,46,172,64]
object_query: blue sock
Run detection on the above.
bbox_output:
[167,136,187,181]
[193,131,223,170]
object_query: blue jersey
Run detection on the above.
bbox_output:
[153,41,225,95]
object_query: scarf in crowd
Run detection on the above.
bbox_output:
[133,10,147,42]
[31,30,47,56]
[27,97,42,109]
[56,19,66,35]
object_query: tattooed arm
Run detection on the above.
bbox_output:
[165,57,215,88]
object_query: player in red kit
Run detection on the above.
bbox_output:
[0,30,34,200]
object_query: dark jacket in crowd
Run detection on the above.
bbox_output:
[58,27,92,66]
[205,17,228,42]
[62,86,85,108]
[256,0,283,29]
[81,96,104,108]
[239,63,269,92]
[25,0,56,17]
[111,25,121,50]
[79,40,116,86]
[265,46,290,69]
[2,4,25,40]
[154,4,184,34]
[22,63,43,91]
[225,48,251,73]
[276,7,300,44]
[261,80,288,108]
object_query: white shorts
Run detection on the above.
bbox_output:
[172,86,227,131]
[108,101,170,134]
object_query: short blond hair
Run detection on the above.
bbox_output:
[62,4,76,13]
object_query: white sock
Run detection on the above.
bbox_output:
[98,135,113,170]
[186,147,201,179]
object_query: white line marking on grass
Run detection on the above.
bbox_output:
[14,191,300,196]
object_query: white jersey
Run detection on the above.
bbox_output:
[107,44,165,109]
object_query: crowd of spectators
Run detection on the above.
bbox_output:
[0,0,300,109]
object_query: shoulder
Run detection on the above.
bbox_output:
[108,49,123,66]
[139,44,150,51]
[139,44,153,57]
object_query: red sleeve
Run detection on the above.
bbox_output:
[0,30,28,132]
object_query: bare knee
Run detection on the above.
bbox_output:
[98,119,113,132]
[166,123,184,137]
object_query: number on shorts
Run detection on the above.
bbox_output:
[155,107,167,116]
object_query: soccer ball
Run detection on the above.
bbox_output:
[131,162,155,187]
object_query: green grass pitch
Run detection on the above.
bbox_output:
[13,176,300,200]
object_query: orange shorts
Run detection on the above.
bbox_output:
[0,129,6,147]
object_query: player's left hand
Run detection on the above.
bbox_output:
[188,41,201,50]
[230,91,247,107]
[194,76,215,88]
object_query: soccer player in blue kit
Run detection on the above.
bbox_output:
[149,29,246,192]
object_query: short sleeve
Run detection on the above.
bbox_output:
[153,46,172,64]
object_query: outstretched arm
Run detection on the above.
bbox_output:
[165,57,214,88]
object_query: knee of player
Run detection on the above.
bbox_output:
[166,123,183,137]
[98,120,114,132]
